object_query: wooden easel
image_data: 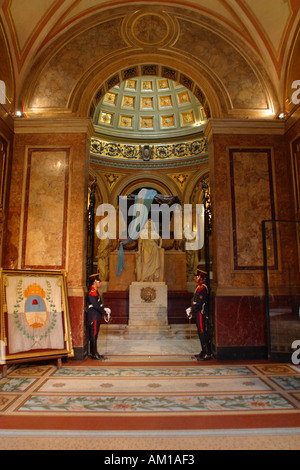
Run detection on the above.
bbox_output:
[1,355,65,378]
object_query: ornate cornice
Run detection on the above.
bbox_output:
[14,117,95,137]
[90,136,208,165]
[90,154,208,169]
[204,118,286,140]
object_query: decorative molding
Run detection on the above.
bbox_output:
[215,286,265,296]
[204,119,286,140]
[90,137,208,162]
[90,154,208,169]
[67,286,86,297]
[14,118,95,137]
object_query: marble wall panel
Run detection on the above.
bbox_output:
[0,135,8,206]
[0,134,8,265]
[210,132,293,289]
[22,148,69,269]
[215,295,266,347]
[291,136,300,216]
[2,129,90,357]
[229,148,276,270]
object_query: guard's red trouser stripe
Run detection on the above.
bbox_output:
[94,319,97,336]
[199,313,203,333]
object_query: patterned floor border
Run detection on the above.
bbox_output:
[0,362,300,422]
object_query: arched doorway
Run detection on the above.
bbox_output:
[87,73,211,356]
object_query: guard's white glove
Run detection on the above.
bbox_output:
[104,307,111,323]
[186,307,192,320]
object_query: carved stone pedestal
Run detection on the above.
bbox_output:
[129,282,168,329]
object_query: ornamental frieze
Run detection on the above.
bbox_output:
[90,137,208,161]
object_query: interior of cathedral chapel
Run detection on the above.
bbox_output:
[1,0,300,452]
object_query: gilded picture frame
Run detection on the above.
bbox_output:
[0,269,73,363]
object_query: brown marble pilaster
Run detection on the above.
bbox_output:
[205,119,296,359]
[3,118,93,360]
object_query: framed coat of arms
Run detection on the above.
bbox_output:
[0,269,73,366]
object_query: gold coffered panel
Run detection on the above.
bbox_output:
[142,80,153,92]
[177,91,191,105]
[141,97,154,109]
[99,111,113,125]
[93,76,206,139]
[161,115,175,128]
[125,80,137,91]
[181,111,195,126]
[158,79,170,91]
[103,92,117,106]
[122,96,135,108]
[159,96,173,108]
[140,117,154,129]
[119,115,133,128]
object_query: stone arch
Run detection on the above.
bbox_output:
[110,174,180,207]
[184,169,210,205]
[21,3,277,120]
[87,63,212,121]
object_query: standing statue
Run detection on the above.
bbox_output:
[96,234,113,281]
[183,226,199,281]
[136,220,164,282]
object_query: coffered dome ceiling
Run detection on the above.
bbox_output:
[93,76,207,141]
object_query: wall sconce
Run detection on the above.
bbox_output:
[277,112,286,120]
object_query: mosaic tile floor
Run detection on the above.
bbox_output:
[1,362,300,415]
[1,327,300,449]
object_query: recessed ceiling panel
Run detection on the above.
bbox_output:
[93,76,207,140]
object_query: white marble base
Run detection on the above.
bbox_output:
[99,324,200,357]
[129,282,168,329]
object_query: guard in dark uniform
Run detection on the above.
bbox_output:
[186,266,211,361]
[86,274,110,360]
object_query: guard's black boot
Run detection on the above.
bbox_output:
[197,351,207,361]
[195,351,205,360]
[90,337,102,360]
[89,336,95,358]
[94,338,105,360]
[197,340,207,361]
[202,353,212,361]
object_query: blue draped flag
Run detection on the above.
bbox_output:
[117,188,157,276]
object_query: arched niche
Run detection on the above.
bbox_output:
[21,4,276,120]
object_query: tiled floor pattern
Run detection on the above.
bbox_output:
[1,327,300,449]
[1,362,300,415]
[1,360,300,449]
